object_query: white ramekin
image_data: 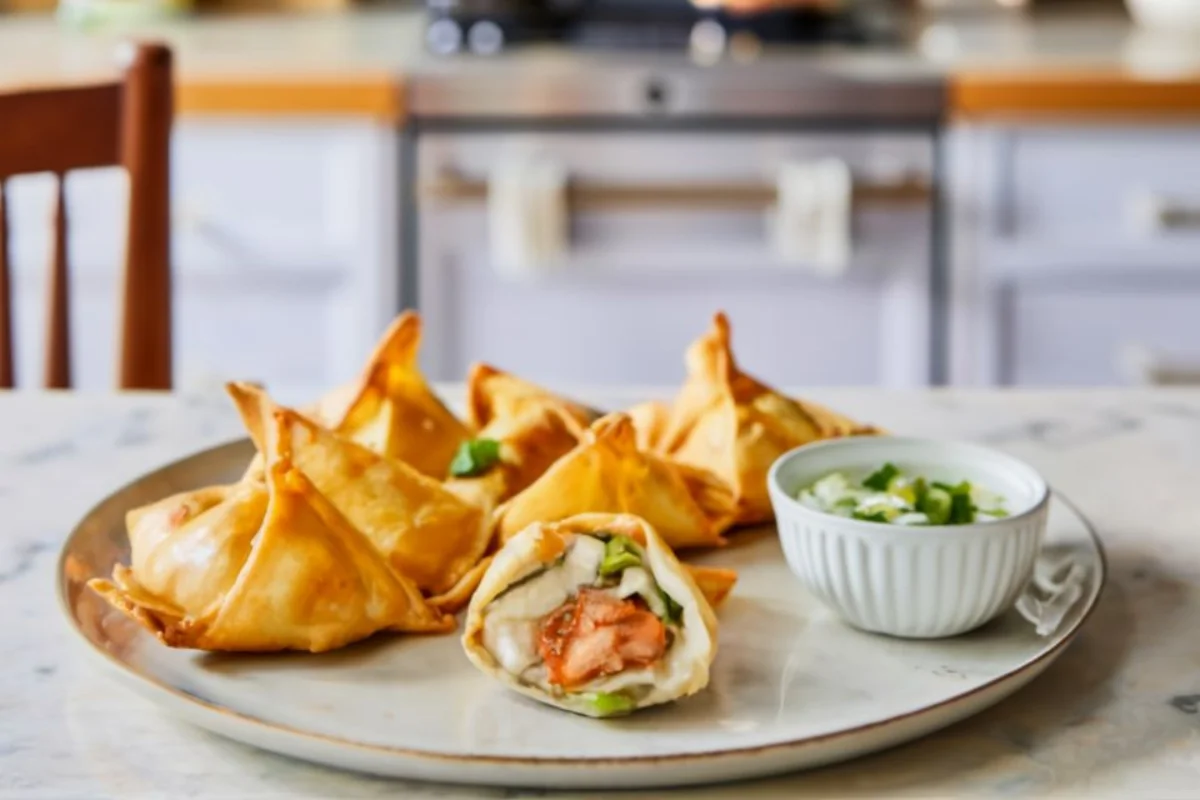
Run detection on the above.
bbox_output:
[767,437,1050,639]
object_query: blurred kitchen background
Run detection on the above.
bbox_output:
[2,0,1199,397]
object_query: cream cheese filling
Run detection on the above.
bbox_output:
[479,534,697,706]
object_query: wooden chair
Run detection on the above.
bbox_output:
[0,42,173,390]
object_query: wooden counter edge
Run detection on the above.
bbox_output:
[163,70,1200,123]
[952,70,1200,120]
[174,74,406,123]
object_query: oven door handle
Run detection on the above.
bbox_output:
[420,170,932,211]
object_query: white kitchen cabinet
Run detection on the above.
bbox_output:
[989,277,1200,385]
[1002,127,1200,248]
[4,120,398,394]
[948,123,1200,387]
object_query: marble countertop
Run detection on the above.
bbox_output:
[4,388,1200,798]
[2,9,1200,118]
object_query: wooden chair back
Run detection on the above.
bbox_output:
[0,42,173,390]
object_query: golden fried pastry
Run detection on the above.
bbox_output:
[89,461,453,654]
[443,364,598,516]
[466,363,600,431]
[319,312,469,479]
[626,400,671,453]
[123,484,244,570]
[428,556,493,615]
[495,413,734,550]
[445,405,585,518]
[683,565,739,610]
[657,313,878,526]
[799,398,883,439]
[228,382,490,596]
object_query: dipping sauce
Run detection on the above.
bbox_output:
[796,462,1007,526]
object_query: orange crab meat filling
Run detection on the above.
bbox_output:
[537,588,667,689]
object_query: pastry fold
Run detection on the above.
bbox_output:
[320,311,469,479]
[652,312,879,526]
[495,413,735,550]
[466,363,600,431]
[445,407,584,520]
[89,460,452,653]
[228,382,490,596]
[683,565,738,610]
[445,365,598,515]
[626,400,671,453]
[463,513,717,717]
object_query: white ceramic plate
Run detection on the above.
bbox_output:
[58,439,1106,790]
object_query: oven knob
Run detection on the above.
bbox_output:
[468,20,505,56]
[427,18,464,55]
[644,77,669,110]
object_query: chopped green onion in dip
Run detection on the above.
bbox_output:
[796,463,1007,526]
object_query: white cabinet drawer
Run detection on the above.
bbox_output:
[997,277,1200,386]
[993,126,1200,270]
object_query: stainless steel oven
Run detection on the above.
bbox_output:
[403,56,946,387]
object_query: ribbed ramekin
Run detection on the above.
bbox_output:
[767,437,1050,639]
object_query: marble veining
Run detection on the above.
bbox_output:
[977,410,1144,449]
[1168,696,1200,715]
[0,540,52,584]
[3,388,1200,798]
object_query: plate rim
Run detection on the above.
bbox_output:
[58,438,1109,769]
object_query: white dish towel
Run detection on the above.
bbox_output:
[770,158,853,276]
[1015,552,1091,637]
[488,155,569,279]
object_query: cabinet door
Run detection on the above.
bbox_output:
[947,124,1200,386]
[2,122,396,392]
[1005,127,1200,252]
[995,275,1200,386]
[173,272,352,393]
[11,267,351,393]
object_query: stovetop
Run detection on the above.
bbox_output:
[424,0,901,57]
